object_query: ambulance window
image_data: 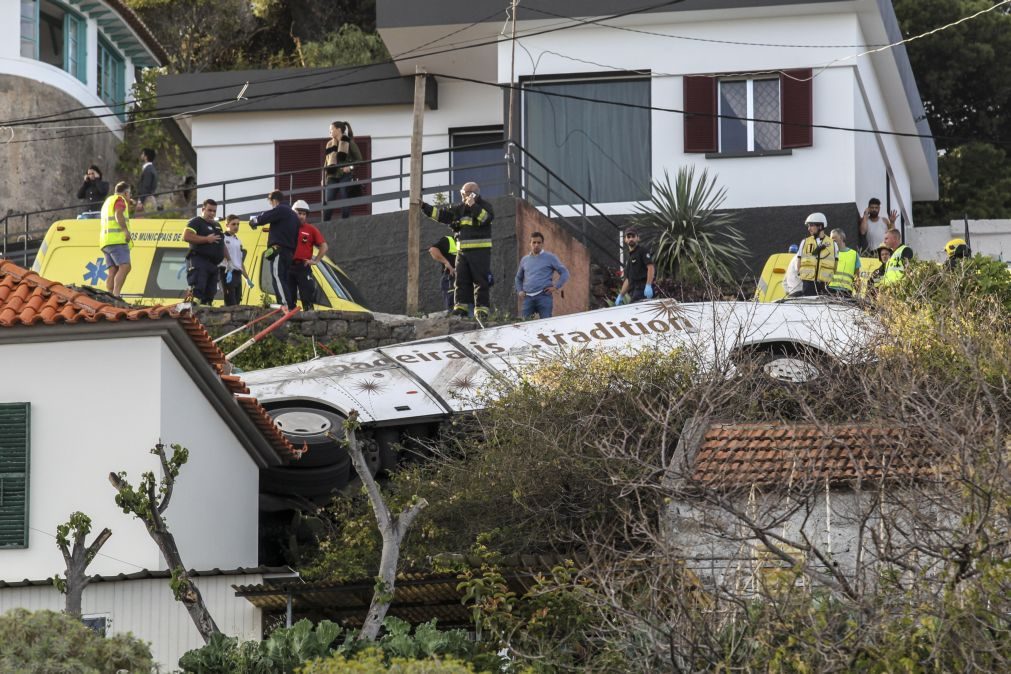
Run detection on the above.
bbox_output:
[146,249,189,297]
[321,260,370,309]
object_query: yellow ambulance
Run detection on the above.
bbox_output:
[755,252,882,302]
[32,217,370,311]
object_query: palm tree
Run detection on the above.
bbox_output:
[631,167,747,285]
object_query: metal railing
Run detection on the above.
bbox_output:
[2,140,625,268]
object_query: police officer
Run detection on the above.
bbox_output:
[422,181,494,319]
[796,212,836,296]
[615,227,655,305]
[428,229,459,313]
[182,198,225,305]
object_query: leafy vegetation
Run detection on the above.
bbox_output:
[213,331,355,372]
[178,617,499,673]
[0,609,152,673]
[631,167,747,285]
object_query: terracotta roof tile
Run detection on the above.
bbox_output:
[0,260,293,460]
[693,422,942,489]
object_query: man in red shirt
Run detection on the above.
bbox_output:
[290,200,329,310]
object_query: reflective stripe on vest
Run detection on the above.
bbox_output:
[880,244,909,286]
[798,235,835,283]
[830,248,858,292]
[99,194,130,248]
[459,238,492,250]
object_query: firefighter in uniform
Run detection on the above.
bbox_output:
[796,212,836,296]
[422,181,494,319]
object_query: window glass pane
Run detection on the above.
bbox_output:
[753,78,781,151]
[719,81,747,153]
[524,78,651,204]
[154,249,190,293]
[450,130,506,202]
[39,1,64,68]
[21,0,37,58]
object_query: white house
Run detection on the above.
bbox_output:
[159,0,937,269]
[0,259,298,669]
[0,0,167,231]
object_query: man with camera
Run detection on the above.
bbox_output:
[250,190,299,310]
[421,181,494,320]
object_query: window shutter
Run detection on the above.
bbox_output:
[274,137,372,217]
[683,76,717,153]
[0,403,30,549]
[780,69,813,149]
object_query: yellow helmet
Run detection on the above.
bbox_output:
[945,238,968,258]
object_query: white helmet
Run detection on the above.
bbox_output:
[292,199,310,212]
[804,212,827,228]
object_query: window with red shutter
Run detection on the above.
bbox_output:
[683,76,717,153]
[274,137,373,218]
[780,68,813,149]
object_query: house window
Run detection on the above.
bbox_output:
[719,79,781,153]
[684,69,813,155]
[20,1,87,83]
[0,403,31,549]
[98,38,125,114]
[523,76,651,204]
[450,127,506,203]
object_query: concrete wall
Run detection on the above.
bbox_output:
[0,573,266,671]
[514,200,590,316]
[0,76,120,236]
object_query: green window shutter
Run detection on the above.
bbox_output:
[0,403,30,549]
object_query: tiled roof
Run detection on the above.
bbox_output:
[693,422,941,489]
[0,260,296,458]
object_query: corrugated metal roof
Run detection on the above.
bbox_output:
[0,566,295,589]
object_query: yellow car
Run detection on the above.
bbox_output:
[32,217,369,311]
[755,253,881,302]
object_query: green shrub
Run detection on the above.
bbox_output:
[300,648,477,673]
[0,609,152,673]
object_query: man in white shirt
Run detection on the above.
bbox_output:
[218,214,252,306]
[859,197,897,252]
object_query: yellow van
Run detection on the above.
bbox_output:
[755,252,882,302]
[32,218,370,311]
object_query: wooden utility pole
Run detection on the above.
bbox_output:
[406,66,427,315]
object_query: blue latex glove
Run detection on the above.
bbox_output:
[246,277,254,288]
[644,284,654,299]
[225,270,233,284]
[614,294,624,306]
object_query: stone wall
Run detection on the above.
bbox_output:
[0,76,120,236]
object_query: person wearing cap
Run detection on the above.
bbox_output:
[615,227,655,305]
[249,190,299,310]
[796,212,837,296]
[290,200,328,311]
[827,229,860,297]
[783,244,802,297]
[182,198,225,305]
[944,238,970,270]
[878,229,913,288]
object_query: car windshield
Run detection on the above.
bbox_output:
[320,260,370,309]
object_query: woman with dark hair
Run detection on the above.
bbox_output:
[77,164,109,211]
[322,120,363,220]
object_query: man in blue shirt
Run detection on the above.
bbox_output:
[250,190,299,310]
[515,231,570,319]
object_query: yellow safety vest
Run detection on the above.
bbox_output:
[99,194,130,248]
[880,244,910,287]
[445,235,459,256]
[798,234,835,283]
[829,248,858,293]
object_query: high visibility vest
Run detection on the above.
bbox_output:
[99,194,130,248]
[798,235,835,283]
[880,244,910,286]
[829,248,858,293]
[445,235,459,256]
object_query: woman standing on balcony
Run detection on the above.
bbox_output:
[322,121,362,221]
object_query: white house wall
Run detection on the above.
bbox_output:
[158,342,260,571]
[193,79,501,217]
[0,337,167,580]
[0,573,264,671]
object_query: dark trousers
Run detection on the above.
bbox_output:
[454,248,491,314]
[186,255,220,304]
[802,280,829,296]
[324,173,354,220]
[219,268,242,306]
[288,261,318,311]
[440,274,454,311]
[268,247,297,310]
[629,282,649,303]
